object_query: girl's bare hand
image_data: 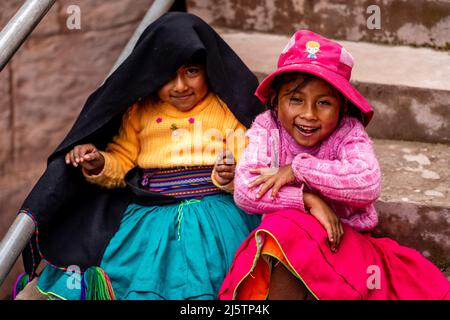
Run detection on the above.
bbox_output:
[65,144,105,175]
[303,192,344,252]
[213,150,236,185]
[248,165,296,200]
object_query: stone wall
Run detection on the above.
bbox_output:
[0,0,155,299]
[188,0,450,49]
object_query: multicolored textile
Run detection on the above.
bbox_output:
[140,166,222,198]
[37,194,261,300]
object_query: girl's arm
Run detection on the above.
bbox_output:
[211,108,247,193]
[83,104,141,188]
[291,125,381,208]
[234,119,306,214]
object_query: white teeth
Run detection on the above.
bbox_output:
[296,125,318,132]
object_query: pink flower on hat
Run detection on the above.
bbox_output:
[156,117,162,123]
[188,117,195,124]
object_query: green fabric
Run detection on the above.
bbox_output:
[37,194,260,300]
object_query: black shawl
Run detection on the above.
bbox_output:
[21,12,263,275]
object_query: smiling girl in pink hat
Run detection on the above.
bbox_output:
[218,30,450,300]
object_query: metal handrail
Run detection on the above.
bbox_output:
[0,0,57,72]
[0,0,175,289]
[0,214,35,287]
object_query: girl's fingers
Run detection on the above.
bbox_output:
[256,179,275,199]
[67,145,97,167]
[327,221,338,252]
[74,146,83,163]
[84,150,99,162]
[333,221,343,251]
[333,222,339,251]
[247,175,267,188]
[69,150,77,167]
[271,181,283,199]
[326,224,334,246]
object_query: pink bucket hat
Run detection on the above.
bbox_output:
[255,30,374,126]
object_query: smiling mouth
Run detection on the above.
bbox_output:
[171,94,193,100]
[295,124,319,136]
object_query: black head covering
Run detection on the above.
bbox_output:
[21,12,263,274]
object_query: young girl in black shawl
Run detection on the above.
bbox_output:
[14,12,263,300]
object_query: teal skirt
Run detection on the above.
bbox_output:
[36,194,260,300]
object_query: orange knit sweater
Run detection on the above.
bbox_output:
[84,92,246,192]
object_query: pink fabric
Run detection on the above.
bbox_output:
[255,30,374,125]
[219,210,450,300]
[234,110,381,232]
[222,111,450,300]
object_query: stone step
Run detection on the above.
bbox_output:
[0,141,448,291]
[189,0,450,50]
[372,138,450,278]
[218,28,450,144]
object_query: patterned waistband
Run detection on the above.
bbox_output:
[140,166,222,199]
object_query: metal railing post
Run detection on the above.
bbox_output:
[0,0,57,71]
[0,214,35,287]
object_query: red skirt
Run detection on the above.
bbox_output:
[218,209,450,300]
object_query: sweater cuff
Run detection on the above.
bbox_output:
[211,167,234,194]
[276,184,306,213]
[82,151,125,188]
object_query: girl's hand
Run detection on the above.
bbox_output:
[248,165,296,200]
[303,192,344,252]
[213,150,236,185]
[65,143,105,175]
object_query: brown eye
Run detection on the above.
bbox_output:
[289,96,303,104]
[186,67,200,77]
[318,100,331,106]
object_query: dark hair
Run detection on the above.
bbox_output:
[138,50,208,107]
[267,72,364,123]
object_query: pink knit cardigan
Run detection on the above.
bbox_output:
[234,110,382,232]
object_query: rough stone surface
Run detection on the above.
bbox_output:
[58,0,154,32]
[0,66,12,173]
[11,23,136,171]
[0,0,22,30]
[361,83,450,144]
[217,29,450,143]
[372,139,450,276]
[374,139,449,207]
[374,201,450,277]
[188,0,450,49]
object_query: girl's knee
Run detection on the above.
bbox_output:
[268,262,309,300]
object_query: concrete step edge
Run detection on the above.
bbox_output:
[218,28,450,92]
